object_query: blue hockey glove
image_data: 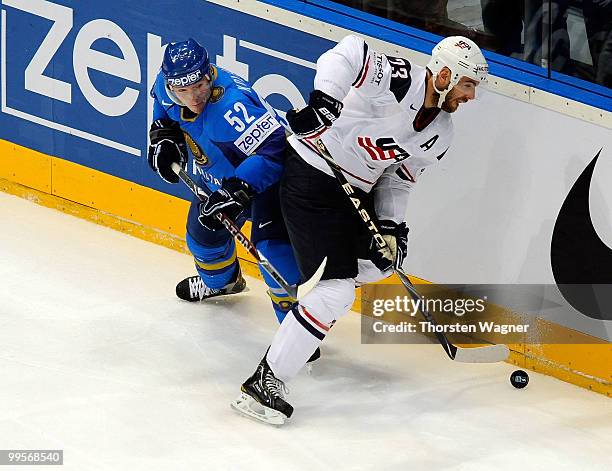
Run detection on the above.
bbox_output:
[147,119,187,184]
[286,90,343,138]
[198,177,255,230]
[369,220,409,272]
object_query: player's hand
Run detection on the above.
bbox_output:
[369,220,409,272]
[381,220,409,270]
[198,177,255,230]
[147,119,187,184]
[286,90,343,139]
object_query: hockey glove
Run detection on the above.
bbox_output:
[286,90,343,138]
[369,220,409,272]
[198,177,255,231]
[147,119,187,184]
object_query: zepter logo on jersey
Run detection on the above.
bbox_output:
[184,132,208,166]
[234,112,281,155]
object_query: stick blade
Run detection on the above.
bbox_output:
[453,344,510,363]
[296,257,327,300]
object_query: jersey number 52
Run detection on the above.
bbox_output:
[224,102,256,132]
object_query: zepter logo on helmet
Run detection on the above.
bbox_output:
[426,36,489,107]
[162,38,211,105]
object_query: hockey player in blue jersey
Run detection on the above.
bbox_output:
[147,38,301,324]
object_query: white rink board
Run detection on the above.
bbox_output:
[406,91,612,339]
[407,92,612,285]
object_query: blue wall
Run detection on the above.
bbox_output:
[0,0,333,199]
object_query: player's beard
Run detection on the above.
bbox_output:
[441,88,469,113]
[442,95,460,113]
[442,100,457,113]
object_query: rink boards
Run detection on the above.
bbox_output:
[0,0,610,396]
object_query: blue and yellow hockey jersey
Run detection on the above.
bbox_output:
[150,65,287,193]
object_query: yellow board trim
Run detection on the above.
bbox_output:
[1,138,610,398]
[0,140,51,192]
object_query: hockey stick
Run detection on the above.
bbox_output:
[302,138,509,363]
[171,163,326,300]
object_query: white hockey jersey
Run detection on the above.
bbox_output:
[289,35,455,223]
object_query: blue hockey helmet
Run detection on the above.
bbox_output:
[162,38,210,88]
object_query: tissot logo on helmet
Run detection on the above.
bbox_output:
[455,40,472,50]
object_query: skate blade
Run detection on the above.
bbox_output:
[230,392,288,426]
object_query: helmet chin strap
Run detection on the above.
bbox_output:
[432,73,452,108]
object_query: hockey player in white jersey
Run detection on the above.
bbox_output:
[231,35,489,425]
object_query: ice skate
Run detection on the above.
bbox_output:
[175,268,246,302]
[231,356,293,425]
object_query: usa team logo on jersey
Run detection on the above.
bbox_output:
[357,136,410,162]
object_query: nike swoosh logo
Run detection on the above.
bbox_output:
[258,221,273,229]
[410,104,418,111]
[551,148,612,320]
[161,100,173,106]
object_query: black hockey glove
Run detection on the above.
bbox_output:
[147,119,187,184]
[369,220,409,272]
[286,90,343,138]
[198,177,255,231]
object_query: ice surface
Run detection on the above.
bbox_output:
[1,192,610,471]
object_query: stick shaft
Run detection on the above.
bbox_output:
[171,163,297,298]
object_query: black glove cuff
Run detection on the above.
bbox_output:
[378,220,409,238]
[309,90,343,126]
[149,119,184,144]
[222,177,255,206]
[286,107,326,138]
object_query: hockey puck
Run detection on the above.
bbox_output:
[510,370,529,389]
